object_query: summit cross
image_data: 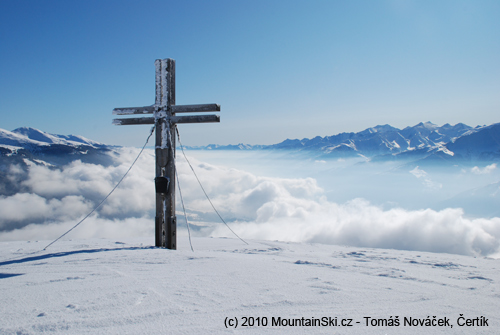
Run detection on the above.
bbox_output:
[112,58,220,249]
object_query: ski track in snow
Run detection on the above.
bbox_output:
[0,237,498,334]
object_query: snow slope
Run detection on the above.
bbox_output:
[0,237,498,334]
[0,127,106,150]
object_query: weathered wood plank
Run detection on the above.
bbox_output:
[155,59,162,106]
[113,117,155,125]
[167,59,175,110]
[171,114,220,124]
[165,58,176,250]
[112,106,156,115]
[113,114,220,125]
[172,103,220,113]
[155,58,165,248]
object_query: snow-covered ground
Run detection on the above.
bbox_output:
[1,237,497,334]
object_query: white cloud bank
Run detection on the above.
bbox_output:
[214,200,500,257]
[0,148,499,257]
[471,163,497,175]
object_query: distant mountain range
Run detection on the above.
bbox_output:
[187,121,500,163]
[1,122,500,167]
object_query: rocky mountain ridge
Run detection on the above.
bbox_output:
[188,121,500,163]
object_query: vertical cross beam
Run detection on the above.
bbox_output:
[154,59,176,249]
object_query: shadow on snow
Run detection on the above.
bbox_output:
[0,246,158,267]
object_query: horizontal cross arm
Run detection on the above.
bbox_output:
[171,104,220,113]
[113,106,156,115]
[113,117,155,125]
[113,103,220,115]
[113,114,220,126]
[171,114,220,123]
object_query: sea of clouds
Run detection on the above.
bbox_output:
[0,147,499,257]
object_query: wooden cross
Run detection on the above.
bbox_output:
[112,58,220,249]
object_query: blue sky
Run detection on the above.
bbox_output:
[1,0,499,146]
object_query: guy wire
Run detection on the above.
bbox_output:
[175,127,248,245]
[43,122,157,250]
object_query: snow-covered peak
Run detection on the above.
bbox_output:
[359,124,400,135]
[0,127,47,148]
[1,127,106,151]
[11,127,103,147]
[372,124,400,133]
[12,127,64,145]
[416,121,438,130]
[10,127,104,147]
